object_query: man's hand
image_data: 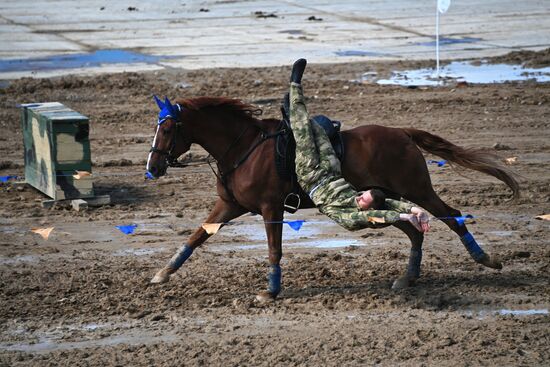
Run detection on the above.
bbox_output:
[416,211,430,232]
[400,207,430,233]
[400,214,423,232]
[411,207,430,232]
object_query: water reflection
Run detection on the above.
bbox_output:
[374,62,550,86]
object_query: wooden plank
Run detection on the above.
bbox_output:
[85,195,111,207]
[55,187,94,200]
[41,198,70,209]
[71,199,88,212]
[42,194,110,209]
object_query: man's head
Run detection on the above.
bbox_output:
[356,189,385,210]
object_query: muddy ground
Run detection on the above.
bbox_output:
[0,53,549,366]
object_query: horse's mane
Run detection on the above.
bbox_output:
[176,97,263,122]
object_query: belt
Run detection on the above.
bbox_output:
[308,177,330,198]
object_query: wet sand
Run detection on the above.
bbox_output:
[0,53,549,366]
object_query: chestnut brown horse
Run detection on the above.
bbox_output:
[146,96,518,302]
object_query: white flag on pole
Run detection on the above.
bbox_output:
[438,0,451,13]
[435,0,451,78]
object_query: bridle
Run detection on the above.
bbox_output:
[149,113,188,168]
[147,97,286,200]
[149,103,196,167]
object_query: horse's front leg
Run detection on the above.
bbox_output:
[150,198,247,284]
[255,208,284,302]
[391,221,424,289]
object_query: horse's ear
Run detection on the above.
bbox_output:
[164,96,172,108]
[153,95,165,110]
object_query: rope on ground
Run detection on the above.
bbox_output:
[1,213,548,241]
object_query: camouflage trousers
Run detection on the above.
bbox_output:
[289,82,413,231]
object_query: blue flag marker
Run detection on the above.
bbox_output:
[428,159,447,167]
[284,220,304,231]
[0,175,17,182]
[455,214,474,226]
[437,214,474,225]
[116,224,138,235]
[145,171,155,180]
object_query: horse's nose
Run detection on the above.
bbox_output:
[148,166,158,177]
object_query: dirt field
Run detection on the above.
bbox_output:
[0,53,549,366]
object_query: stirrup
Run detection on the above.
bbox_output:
[284,193,301,213]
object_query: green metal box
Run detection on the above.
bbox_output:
[20,102,94,200]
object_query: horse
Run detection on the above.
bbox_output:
[145,95,519,302]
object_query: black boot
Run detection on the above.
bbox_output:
[290,58,307,84]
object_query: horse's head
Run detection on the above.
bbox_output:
[145,95,191,179]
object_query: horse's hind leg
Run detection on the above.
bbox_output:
[413,190,502,270]
[150,198,247,284]
[391,221,424,289]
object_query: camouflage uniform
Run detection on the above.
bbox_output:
[20,102,94,201]
[290,82,413,231]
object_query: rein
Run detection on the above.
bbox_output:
[218,127,286,177]
[210,126,287,199]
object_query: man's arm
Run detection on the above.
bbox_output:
[376,199,430,232]
[384,198,414,213]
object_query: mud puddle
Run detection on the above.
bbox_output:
[0,49,178,73]
[214,218,370,251]
[416,36,482,47]
[0,254,39,265]
[214,238,364,252]
[335,50,392,57]
[464,308,549,319]
[373,61,550,86]
[113,247,166,256]
[0,319,180,353]
[486,230,515,237]
[0,331,179,353]
[221,219,341,241]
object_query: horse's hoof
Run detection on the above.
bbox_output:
[150,267,173,284]
[479,254,503,270]
[255,290,277,303]
[391,275,416,290]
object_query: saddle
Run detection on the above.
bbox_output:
[275,93,345,182]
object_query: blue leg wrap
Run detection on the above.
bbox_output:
[407,248,422,278]
[268,264,282,295]
[460,232,485,262]
[168,245,194,270]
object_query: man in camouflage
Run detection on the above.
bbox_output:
[289,59,430,232]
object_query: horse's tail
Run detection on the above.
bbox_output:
[402,128,520,199]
